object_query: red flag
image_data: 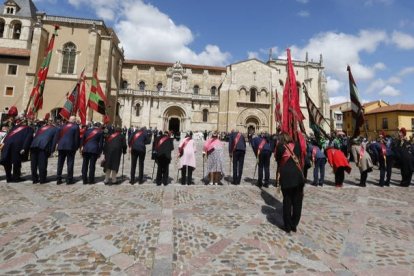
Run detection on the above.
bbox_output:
[87,71,107,116]
[59,69,84,120]
[78,70,87,125]
[281,49,306,161]
[274,90,282,128]
[26,25,59,117]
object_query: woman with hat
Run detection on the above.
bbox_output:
[203,130,224,185]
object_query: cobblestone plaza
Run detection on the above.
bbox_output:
[0,140,413,275]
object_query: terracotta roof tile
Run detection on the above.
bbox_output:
[366,104,414,114]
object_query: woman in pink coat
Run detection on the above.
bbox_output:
[178,132,196,185]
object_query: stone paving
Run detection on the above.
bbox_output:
[0,139,413,275]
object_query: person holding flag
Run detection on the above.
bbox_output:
[228,129,246,185]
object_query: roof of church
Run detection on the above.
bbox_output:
[365,104,414,114]
[124,59,226,72]
[1,0,38,18]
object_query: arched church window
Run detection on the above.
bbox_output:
[116,102,120,116]
[11,21,21,39]
[193,85,199,95]
[121,80,128,89]
[210,86,216,96]
[61,42,77,74]
[250,88,256,102]
[202,109,208,122]
[135,103,140,117]
[139,81,146,91]
[157,82,163,92]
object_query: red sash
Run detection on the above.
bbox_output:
[381,143,387,164]
[257,138,266,156]
[279,143,295,168]
[4,126,27,142]
[232,133,242,153]
[106,132,120,143]
[35,125,53,139]
[312,146,317,163]
[359,146,365,162]
[179,137,191,157]
[83,128,101,146]
[156,136,169,151]
[129,131,144,147]
[58,123,74,143]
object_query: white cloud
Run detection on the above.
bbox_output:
[379,85,400,96]
[329,96,349,105]
[387,76,401,84]
[366,79,385,94]
[68,0,230,66]
[247,51,259,59]
[391,31,414,50]
[296,0,309,3]
[373,62,386,71]
[364,0,394,6]
[399,66,414,76]
[297,10,310,17]
[326,76,343,94]
[290,30,387,81]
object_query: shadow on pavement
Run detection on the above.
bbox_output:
[260,188,284,231]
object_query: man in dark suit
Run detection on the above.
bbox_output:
[251,132,274,188]
[129,126,152,184]
[153,131,174,186]
[54,116,80,184]
[80,122,104,184]
[228,130,246,185]
[0,116,33,182]
[30,118,58,184]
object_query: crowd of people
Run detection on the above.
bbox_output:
[1,106,414,234]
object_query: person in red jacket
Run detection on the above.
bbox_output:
[326,146,351,187]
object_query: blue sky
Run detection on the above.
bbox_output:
[33,0,414,105]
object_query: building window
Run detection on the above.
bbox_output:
[250,88,256,102]
[7,65,17,75]
[157,82,162,92]
[193,85,199,95]
[202,109,208,122]
[139,81,145,91]
[135,103,140,117]
[11,21,21,39]
[0,19,5,38]
[210,86,216,96]
[121,80,128,89]
[382,118,388,129]
[5,86,14,96]
[6,7,15,15]
[61,42,77,74]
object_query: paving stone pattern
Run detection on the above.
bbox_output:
[0,140,413,275]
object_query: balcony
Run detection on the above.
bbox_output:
[118,89,219,102]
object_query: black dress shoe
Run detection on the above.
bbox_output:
[66,180,75,185]
[13,177,24,182]
[129,180,135,185]
[83,180,88,185]
[39,180,47,184]
[57,180,63,185]
[32,179,39,184]
[138,180,145,184]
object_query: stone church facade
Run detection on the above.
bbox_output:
[0,0,330,134]
[118,57,330,134]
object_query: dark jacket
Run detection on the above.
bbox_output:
[276,142,304,189]
[0,125,33,164]
[129,128,152,152]
[103,132,127,172]
[153,135,174,161]
[30,125,58,155]
[81,128,104,155]
[55,123,80,151]
[251,136,274,157]
[228,132,246,154]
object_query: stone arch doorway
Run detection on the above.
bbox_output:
[163,106,186,133]
[246,116,260,134]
